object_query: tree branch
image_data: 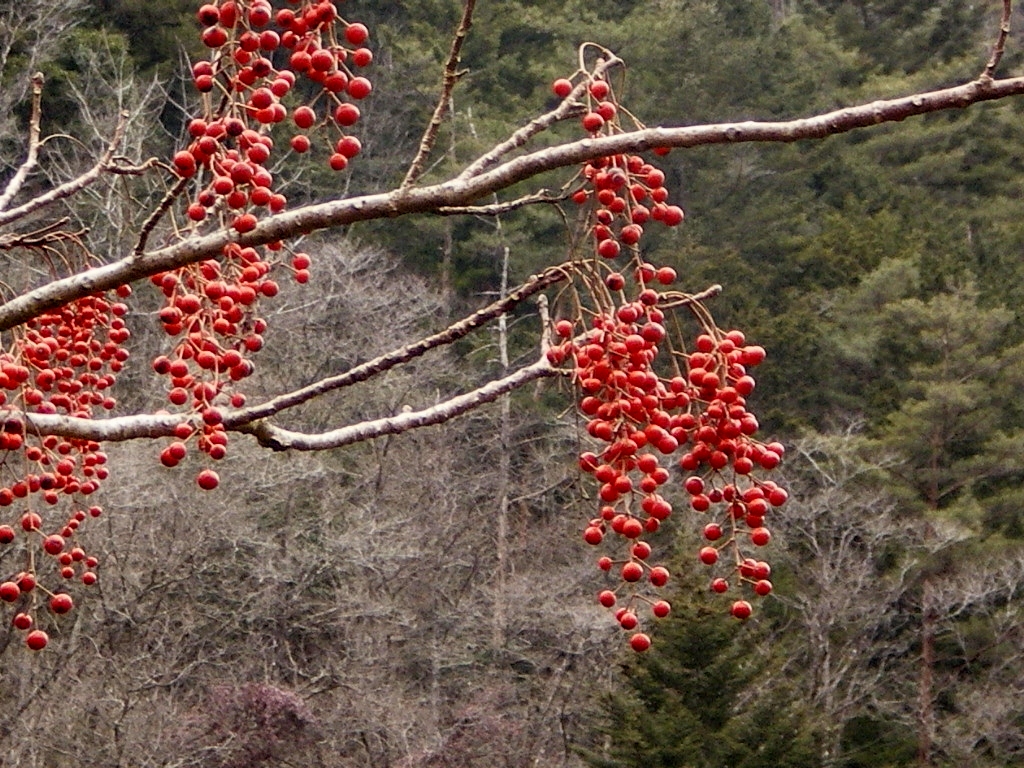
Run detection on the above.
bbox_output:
[223,263,570,425]
[236,355,561,451]
[982,0,1013,80]
[0,72,45,213]
[401,0,477,188]
[2,75,1024,330]
[0,109,130,228]
[16,266,571,443]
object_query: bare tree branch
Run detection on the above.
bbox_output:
[237,354,561,451]
[224,263,569,425]
[0,72,45,212]
[401,0,477,188]
[0,110,130,228]
[18,265,571,443]
[2,75,1024,331]
[983,0,1013,80]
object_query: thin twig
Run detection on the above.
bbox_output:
[0,72,45,213]
[133,174,189,256]
[435,189,565,216]
[224,263,571,425]
[982,0,1013,80]
[238,355,561,451]
[401,0,477,188]
[0,109,130,228]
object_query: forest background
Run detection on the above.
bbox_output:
[2,1,1024,766]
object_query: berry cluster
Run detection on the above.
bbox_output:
[552,74,685,260]
[182,0,372,208]
[161,0,371,486]
[0,293,128,648]
[678,331,785,619]
[547,67,787,650]
[551,300,785,649]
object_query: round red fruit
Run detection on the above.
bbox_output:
[552,78,573,98]
[43,534,65,555]
[233,213,258,233]
[618,611,638,630]
[293,106,316,129]
[0,525,14,544]
[649,566,669,587]
[582,112,605,132]
[710,577,729,593]
[703,523,723,541]
[0,582,20,602]
[698,546,718,565]
[621,517,644,539]
[652,600,671,618]
[335,103,360,126]
[13,613,32,630]
[348,77,372,99]
[336,136,361,158]
[49,593,73,614]
[754,579,773,596]
[750,527,772,547]
[629,633,651,653]
[196,469,220,490]
[26,630,48,650]
[731,600,753,620]
[621,562,644,582]
[583,526,603,545]
[345,22,369,45]
[598,590,616,608]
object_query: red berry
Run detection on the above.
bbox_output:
[703,523,722,541]
[629,633,651,652]
[0,582,20,602]
[293,105,316,129]
[751,527,771,546]
[233,213,258,233]
[26,630,48,650]
[731,600,752,620]
[652,600,671,618]
[552,78,573,98]
[583,526,603,545]
[582,112,605,132]
[711,578,729,593]
[347,77,372,99]
[49,593,73,614]
[621,562,643,582]
[43,534,65,555]
[352,48,373,67]
[334,103,360,126]
[336,136,362,158]
[754,579,773,596]
[345,22,369,45]
[699,546,718,565]
[598,590,616,608]
[649,566,669,587]
[13,612,32,630]
[196,469,220,490]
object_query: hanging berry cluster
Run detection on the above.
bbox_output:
[158,0,373,488]
[546,64,787,652]
[0,292,131,649]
